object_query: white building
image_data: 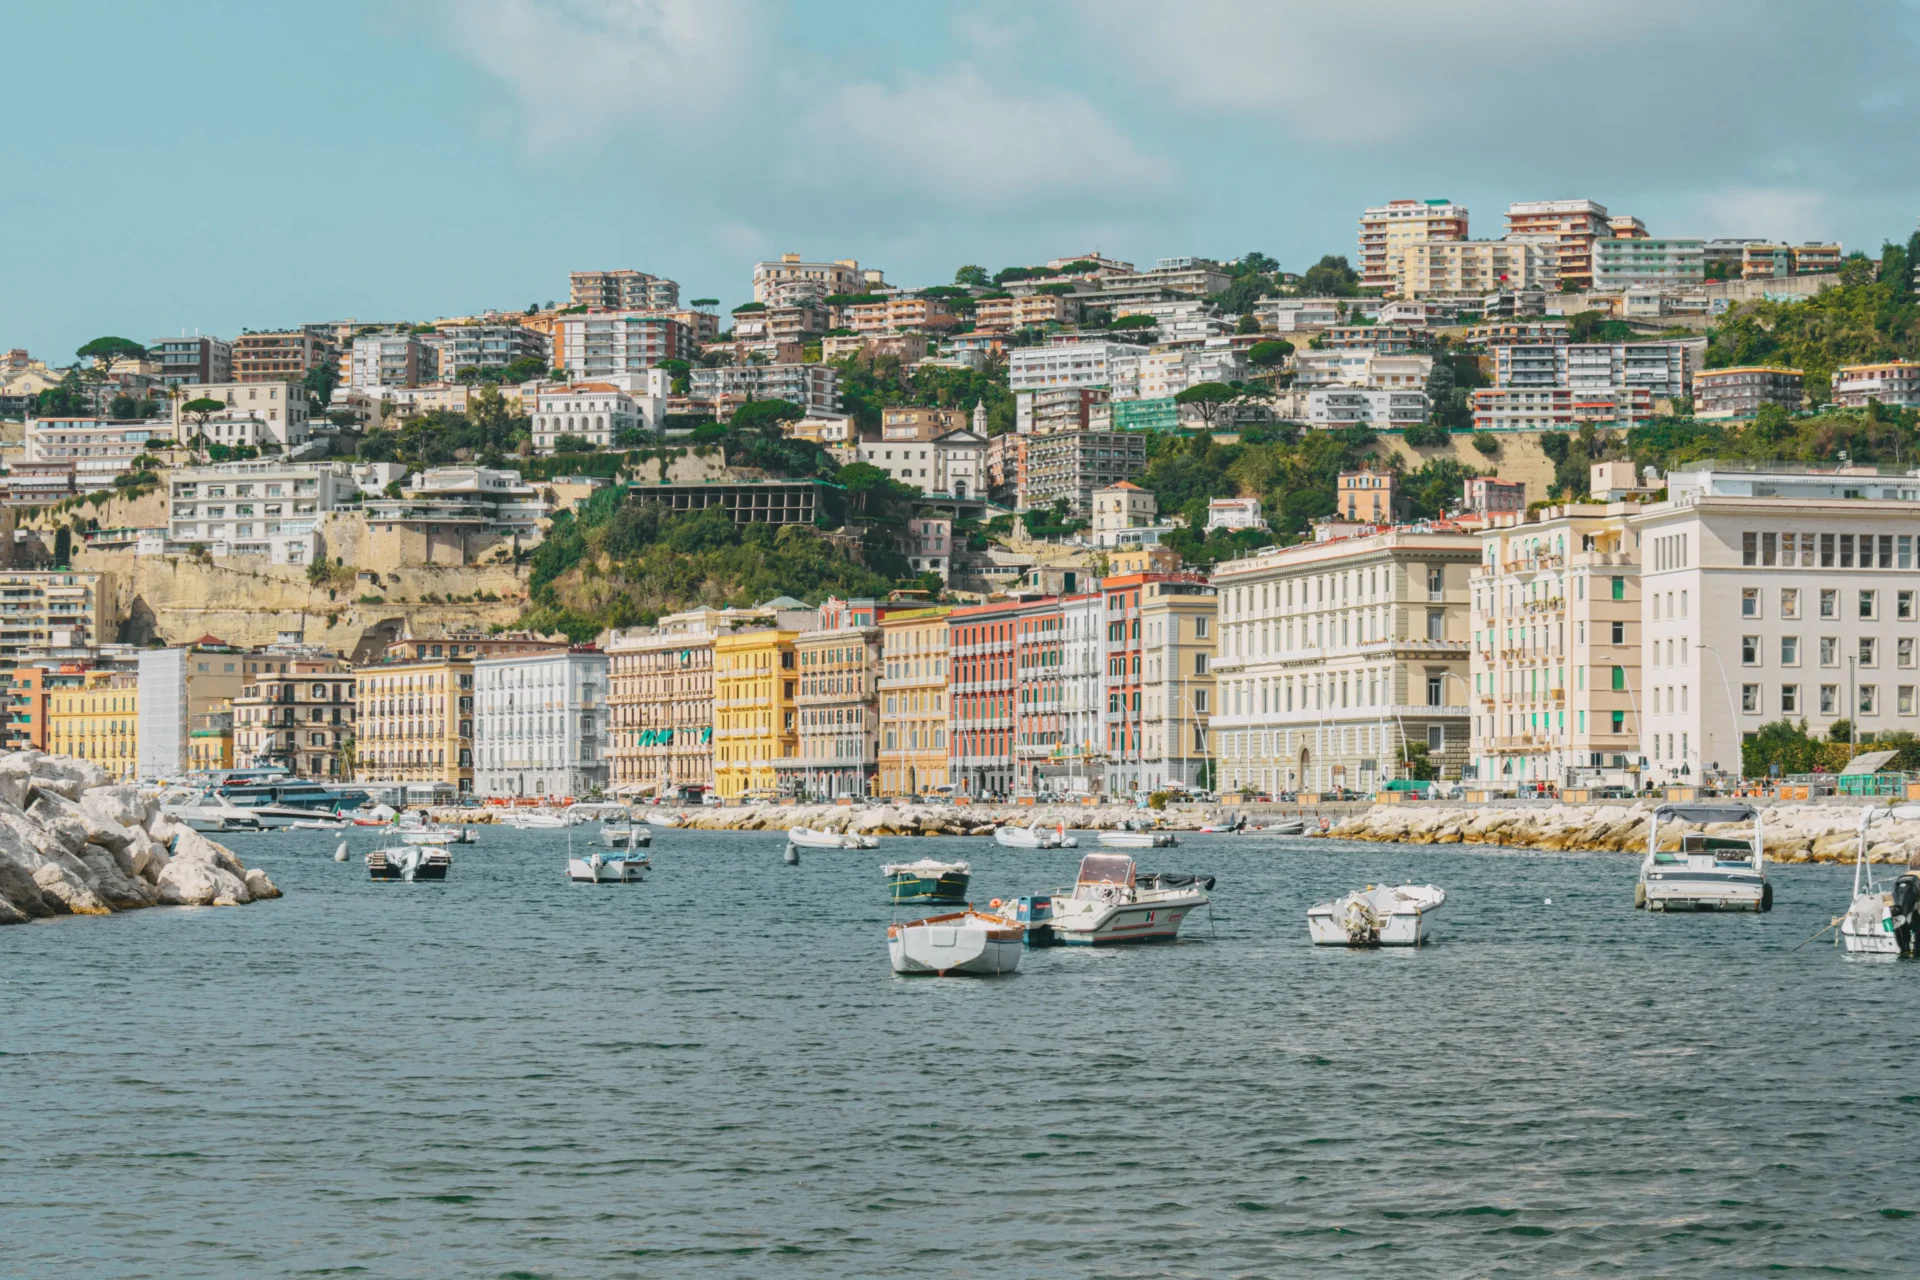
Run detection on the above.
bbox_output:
[1307,388,1430,429]
[136,648,188,780]
[1008,340,1139,392]
[1210,525,1479,795]
[557,312,692,378]
[853,428,987,499]
[1091,481,1157,547]
[1206,498,1268,533]
[1059,591,1106,793]
[349,334,432,391]
[171,381,311,446]
[1591,238,1706,291]
[167,461,360,563]
[25,418,161,492]
[686,363,840,417]
[1633,462,1920,787]
[532,379,664,452]
[472,648,611,800]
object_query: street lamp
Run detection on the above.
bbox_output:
[1696,643,1743,786]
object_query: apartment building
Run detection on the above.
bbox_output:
[349,334,433,390]
[231,331,332,383]
[605,608,725,799]
[1741,242,1844,279]
[1463,477,1527,515]
[1057,592,1106,794]
[424,323,549,378]
[1307,388,1430,429]
[150,336,232,386]
[1693,367,1804,419]
[713,626,801,801]
[1089,481,1158,547]
[1632,462,1920,787]
[557,312,693,379]
[778,598,882,799]
[1831,361,1920,409]
[352,632,558,792]
[751,254,878,305]
[1469,503,1641,792]
[168,461,357,564]
[171,380,311,445]
[1015,387,1109,435]
[3,666,52,751]
[1102,575,1216,794]
[1097,258,1234,300]
[0,571,118,661]
[686,363,840,417]
[1566,341,1702,401]
[135,641,246,780]
[848,296,957,335]
[233,654,356,779]
[1008,340,1138,393]
[1210,525,1478,795]
[1019,430,1149,517]
[910,516,952,581]
[876,606,951,798]
[23,419,157,493]
[1338,469,1400,524]
[975,293,1078,331]
[48,670,138,781]
[570,269,680,311]
[1505,200,1611,289]
[948,599,1024,798]
[1358,198,1470,291]
[1591,238,1705,291]
[854,412,987,498]
[472,648,610,800]
[531,381,659,452]
[1393,239,1551,299]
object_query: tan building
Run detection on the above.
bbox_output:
[1338,468,1401,524]
[1505,199,1612,290]
[190,708,234,772]
[974,293,1078,331]
[877,606,952,797]
[777,598,882,799]
[354,633,563,795]
[1138,578,1219,793]
[233,654,357,779]
[49,670,139,781]
[0,570,118,661]
[712,627,801,801]
[1394,239,1551,299]
[605,608,724,799]
[230,331,333,383]
[1470,503,1642,793]
[849,296,957,335]
[1358,198,1470,291]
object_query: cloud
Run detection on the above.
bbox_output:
[1689,187,1835,244]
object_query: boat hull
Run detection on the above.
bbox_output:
[1641,870,1767,911]
[1307,907,1434,947]
[1841,894,1901,955]
[887,915,1023,975]
[887,870,970,903]
[601,827,652,849]
[1049,898,1201,945]
[568,856,647,883]
[1097,831,1178,848]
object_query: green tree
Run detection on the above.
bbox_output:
[181,396,225,427]
[1173,381,1240,429]
[1742,720,1820,778]
[953,264,991,288]
[553,432,597,453]
[689,298,718,308]
[303,361,339,408]
[34,372,89,417]
[1247,340,1294,368]
[75,336,147,378]
[1298,255,1359,297]
[728,398,804,435]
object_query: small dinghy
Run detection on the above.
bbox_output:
[1097,826,1179,848]
[501,809,569,829]
[366,845,451,882]
[601,823,652,850]
[569,849,649,883]
[887,910,1024,975]
[787,826,878,850]
[288,816,352,831]
[1637,802,1770,912]
[1261,819,1306,836]
[1308,883,1445,946]
[1045,853,1210,945]
[1197,813,1247,833]
[883,858,971,903]
[1841,806,1919,956]
[994,818,1077,849]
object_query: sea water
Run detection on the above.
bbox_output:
[2,827,1914,1278]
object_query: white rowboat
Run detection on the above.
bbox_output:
[1308,883,1445,946]
[887,910,1024,975]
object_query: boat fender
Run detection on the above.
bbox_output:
[1759,882,1774,913]
[1633,883,1646,909]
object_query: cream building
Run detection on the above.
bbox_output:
[1632,462,1920,788]
[1470,501,1642,792]
[605,609,723,799]
[1138,579,1219,792]
[877,606,952,797]
[1211,525,1479,795]
[778,598,881,799]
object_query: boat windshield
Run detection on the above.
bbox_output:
[1075,854,1135,890]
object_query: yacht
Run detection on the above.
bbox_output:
[1636,802,1771,912]
[1045,853,1211,945]
[601,823,652,849]
[1308,883,1446,946]
[500,809,569,830]
[162,789,262,833]
[1097,827,1179,849]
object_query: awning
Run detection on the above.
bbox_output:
[1656,803,1757,825]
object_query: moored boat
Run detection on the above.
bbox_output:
[366,845,452,882]
[1841,805,1918,956]
[788,826,878,850]
[601,823,652,849]
[500,809,569,829]
[1636,802,1770,912]
[568,849,649,883]
[1307,883,1445,947]
[883,858,970,903]
[1045,853,1210,945]
[887,910,1024,975]
[1097,826,1179,848]
[1260,819,1306,836]
[994,818,1077,849]
[162,789,263,833]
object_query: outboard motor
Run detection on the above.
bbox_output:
[1893,864,1920,957]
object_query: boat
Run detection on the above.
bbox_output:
[365,845,452,882]
[162,789,263,833]
[984,895,1057,946]
[883,858,971,903]
[787,826,879,850]
[1044,853,1211,945]
[1197,814,1246,833]
[1636,802,1771,912]
[994,818,1078,849]
[1840,805,1917,956]
[1097,826,1179,848]
[289,816,352,831]
[568,849,649,883]
[500,809,569,830]
[887,910,1024,975]
[395,814,477,845]
[217,777,370,820]
[1260,819,1306,836]
[601,823,652,849]
[1307,883,1446,946]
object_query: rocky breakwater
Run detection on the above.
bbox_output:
[664,802,1212,837]
[0,751,280,926]
[1328,801,1920,865]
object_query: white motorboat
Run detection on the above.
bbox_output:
[162,790,262,833]
[601,823,652,849]
[1840,805,1917,956]
[1308,883,1446,947]
[994,817,1078,849]
[1261,820,1307,835]
[1045,853,1211,945]
[500,809,569,829]
[887,910,1024,975]
[787,826,879,850]
[568,849,649,883]
[1636,802,1771,912]
[288,816,352,831]
[366,845,451,881]
[1097,826,1179,848]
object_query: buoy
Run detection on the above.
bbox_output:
[334,841,348,863]
[784,843,800,865]
[1544,897,1552,905]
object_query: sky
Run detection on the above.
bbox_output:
[8,0,1920,361]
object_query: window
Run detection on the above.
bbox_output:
[1741,588,1760,618]
[1742,531,1757,566]
[1426,609,1443,641]
[1741,684,1760,713]
[1610,620,1625,644]
[1193,653,1209,675]
[1860,590,1879,620]
[1427,725,1443,752]
[1610,710,1625,733]
[1820,636,1838,666]
[1820,589,1838,618]
[1903,637,1916,669]
[1194,616,1209,638]
[1761,531,1777,566]
[1611,576,1625,602]
[1821,684,1838,714]
[1861,637,1879,667]
[1427,675,1443,706]
[1193,690,1208,713]
[1741,635,1760,665]
[1821,533,1835,568]
[1611,666,1626,691]
[1781,684,1799,714]
[1903,686,1916,716]
[1777,635,1799,666]
[1903,590,1917,621]
[1861,685,1878,715]
[1841,534,1856,569]
[1781,588,1800,619]
[1881,534,1896,568]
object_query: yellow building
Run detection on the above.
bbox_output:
[49,670,139,780]
[877,606,952,797]
[353,659,476,795]
[713,628,800,801]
